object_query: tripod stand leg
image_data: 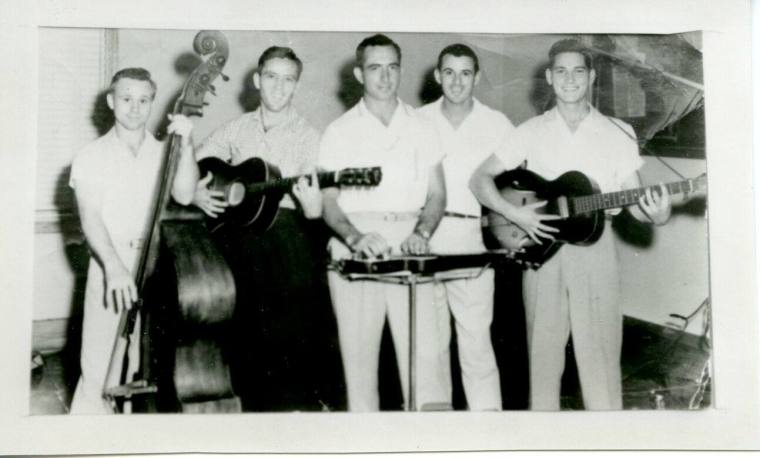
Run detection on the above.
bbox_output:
[408,276,417,412]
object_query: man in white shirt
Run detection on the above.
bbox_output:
[319,34,450,411]
[470,39,672,410]
[69,68,196,414]
[417,44,514,410]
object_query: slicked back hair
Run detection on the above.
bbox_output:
[108,67,157,99]
[437,43,480,73]
[355,34,401,67]
[257,46,304,79]
[548,38,594,69]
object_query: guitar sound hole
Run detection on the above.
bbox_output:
[227,182,245,206]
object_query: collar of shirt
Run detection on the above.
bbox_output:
[250,105,302,134]
[428,96,487,131]
[544,103,604,132]
[356,97,413,126]
[104,126,160,159]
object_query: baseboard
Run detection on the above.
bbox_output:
[32,318,70,355]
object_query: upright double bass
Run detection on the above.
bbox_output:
[103,30,240,413]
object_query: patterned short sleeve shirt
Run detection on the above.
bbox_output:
[196,107,321,209]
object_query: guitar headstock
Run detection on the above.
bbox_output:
[689,174,708,196]
[337,167,382,187]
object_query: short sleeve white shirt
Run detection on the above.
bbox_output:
[495,105,643,195]
[69,128,165,252]
[318,98,443,213]
[417,97,514,216]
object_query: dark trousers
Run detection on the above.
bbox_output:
[214,208,345,411]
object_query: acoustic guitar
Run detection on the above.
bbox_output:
[483,168,707,267]
[198,156,382,233]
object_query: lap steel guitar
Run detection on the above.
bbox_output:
[333,250,535,277]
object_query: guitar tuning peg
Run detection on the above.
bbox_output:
[208,84,217,95]
[220,72,230,82]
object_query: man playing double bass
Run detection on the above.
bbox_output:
[69,68,198,414]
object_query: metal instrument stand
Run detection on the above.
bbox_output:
[341,265,490,411]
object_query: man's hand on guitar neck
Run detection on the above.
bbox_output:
[636,183,672,226]
[292,171,323,219]
[193,172,229,218]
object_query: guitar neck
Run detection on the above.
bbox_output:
[247,172,339,194]
[571,178,699,215]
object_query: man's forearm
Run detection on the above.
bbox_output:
[414,163,446,237]
[171,143,200,206]
[322,191,361,245]
[79,208,126,273]
[414,191,444,238]
[470,161,521,221]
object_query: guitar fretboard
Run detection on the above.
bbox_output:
[246,172,337,194]
[571,178,699,215]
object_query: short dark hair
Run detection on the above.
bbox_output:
[437,43,480,73]
[355,34,401,67]
[257,46,303,79]
[548,39,594,69]
[108,68,157,99]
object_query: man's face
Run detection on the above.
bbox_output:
[354,45,401,102]
[106,78,155,132]
[254,57,299,113]
[435,54,480,106]
[546,51,595,105]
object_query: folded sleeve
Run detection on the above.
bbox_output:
[69,148,99,192]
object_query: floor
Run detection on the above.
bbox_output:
[30,309,711,414]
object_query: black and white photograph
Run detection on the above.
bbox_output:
[1,0,757,454]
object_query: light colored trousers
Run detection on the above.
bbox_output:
[523,224,623,410]
[430,216,501,410]
[328,216,450,411]
[70,244,141,414]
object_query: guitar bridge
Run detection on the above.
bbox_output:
[556,196,570,218]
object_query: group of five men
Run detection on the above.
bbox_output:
[68,33,671,414]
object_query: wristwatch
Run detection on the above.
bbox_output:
[414,228,431,240]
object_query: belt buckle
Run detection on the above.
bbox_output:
[383,212,412,222]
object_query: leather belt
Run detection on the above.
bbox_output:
[349,211,420,222]
[444,211,480,219]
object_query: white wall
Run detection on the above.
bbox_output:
[33,28,709,339]
[619,157,709,334]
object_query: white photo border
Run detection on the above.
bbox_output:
[0,0,756,453]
